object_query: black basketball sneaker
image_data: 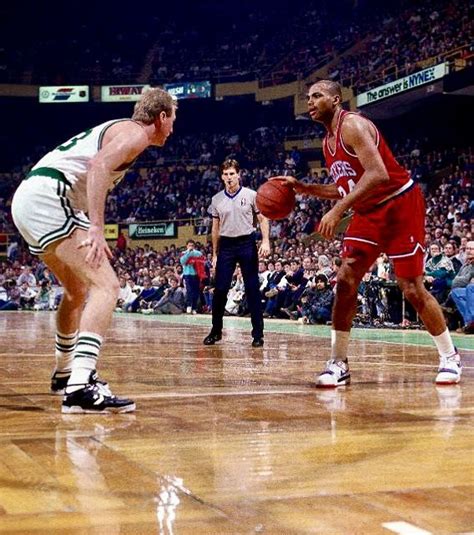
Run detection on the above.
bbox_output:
[51,370,111,396]
[62,383,136,414]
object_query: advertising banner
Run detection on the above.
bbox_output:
[356,63,448,107]
[104,224,119,240]
[128,222,177,240]
[39,86,89,103]
[101,84,151,102]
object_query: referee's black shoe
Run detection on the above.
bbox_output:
[203,332,222,345]
[252,337,264,348]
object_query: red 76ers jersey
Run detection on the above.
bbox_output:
[323,110,412,213]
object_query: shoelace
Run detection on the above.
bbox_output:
[325,359,347,370]
[441,353,460,364]
[95,380,113,397]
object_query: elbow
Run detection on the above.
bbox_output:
[378,171,390,184]
[89,158,109,175]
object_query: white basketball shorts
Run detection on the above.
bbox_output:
[11,167,90,255]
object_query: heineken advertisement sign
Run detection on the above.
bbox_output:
[356,62,448,107]
[128,222,177,239]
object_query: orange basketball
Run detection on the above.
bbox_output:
[256,177,295,220]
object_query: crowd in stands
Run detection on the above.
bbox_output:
[0,8,157,85]
[1,137,472,331]
[2,0,469,91]
[328,0,472,94]
[2,1,315,85]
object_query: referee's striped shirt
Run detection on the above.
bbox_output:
[208,186,260,237]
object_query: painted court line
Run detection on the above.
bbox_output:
[382,521,432,535]
[133,388,311,400]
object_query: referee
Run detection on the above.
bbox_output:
[204,159,270,347]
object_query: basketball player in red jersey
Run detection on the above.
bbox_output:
[285,80,461,387]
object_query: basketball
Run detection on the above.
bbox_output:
[256,177,295,220]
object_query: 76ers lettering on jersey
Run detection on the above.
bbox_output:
[323,111,413,213]
[329,160,357,198]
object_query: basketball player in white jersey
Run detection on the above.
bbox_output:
[11,88,177,413]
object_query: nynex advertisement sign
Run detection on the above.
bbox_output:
[356,63,448,107]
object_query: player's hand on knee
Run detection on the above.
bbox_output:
[79,226,113,269]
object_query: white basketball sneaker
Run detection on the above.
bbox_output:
[435,351,462,385]
[316,359,351,388]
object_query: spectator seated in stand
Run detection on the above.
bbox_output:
[116,276,137,312]
[263,260,288,318]
[151,276,186,315]
[225,267,246,316]
[149,275,170,308]
[424,242,456,303]
[33,279,53,311]
[127,277,160,313]
[445,240,474,334]
[17,266,36,287]
[443,241,462,275]
[0,279,21,311]
[299,273,334,324]
[19,281,36,310]
[280,257,314,319]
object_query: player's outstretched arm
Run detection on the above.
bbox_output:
[282,176,341,200]
[82,123,149,269]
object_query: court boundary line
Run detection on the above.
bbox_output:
[115,312,474,351]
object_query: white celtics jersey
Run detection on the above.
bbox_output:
[32,119,136,211]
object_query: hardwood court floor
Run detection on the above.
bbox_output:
[0,311,472,535]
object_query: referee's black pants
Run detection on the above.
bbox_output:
[211,233,263,339]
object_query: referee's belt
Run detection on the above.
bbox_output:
[25,167,72,187]
[220,233,255,243]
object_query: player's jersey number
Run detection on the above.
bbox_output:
[337,178,356,198]
[57,129,93,152]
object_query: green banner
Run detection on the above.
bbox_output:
[128,222,177,240]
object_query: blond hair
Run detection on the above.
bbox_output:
[132,88,176,124]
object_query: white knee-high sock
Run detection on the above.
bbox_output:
[66,332,103,393]
[431,328,456,358]
[54,331,78,375]
[331,330,350,362]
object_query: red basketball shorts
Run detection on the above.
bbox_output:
[342,185,426,278]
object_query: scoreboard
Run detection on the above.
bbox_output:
[163,81,211,100]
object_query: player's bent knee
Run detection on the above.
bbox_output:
[337,264,364,295]
[88,272,120,299]
[398,278,427,307]
[104,278,120,300]
[336,273,359,297]
[90,286,119,311]
[62,284,88,307]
